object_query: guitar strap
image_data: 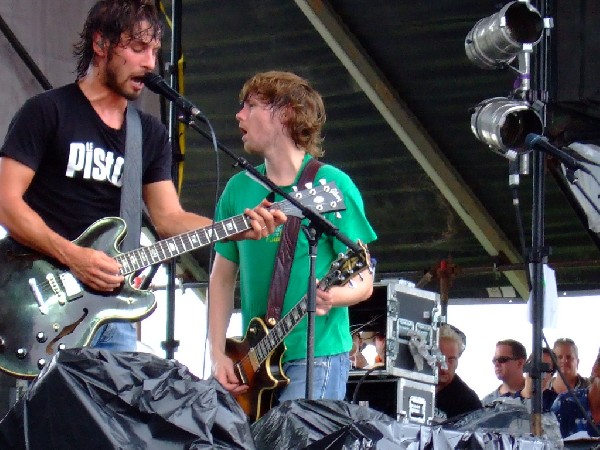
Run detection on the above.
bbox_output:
[265,157,323,325]
[120,105,143,252]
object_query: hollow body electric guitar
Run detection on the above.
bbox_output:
[0,182,345,379]
[225,243,371,422]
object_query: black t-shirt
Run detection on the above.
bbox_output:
[1,83,171,240]
[435,374,483,420]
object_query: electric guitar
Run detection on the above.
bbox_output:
[225,243,371,422]
[0,182,345,379]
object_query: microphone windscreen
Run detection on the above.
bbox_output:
[524,133,542,149]
[142,72,166,93]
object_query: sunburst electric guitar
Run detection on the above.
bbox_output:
[225,243,371,422]
[0,182,345,379]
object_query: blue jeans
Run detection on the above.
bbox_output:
[276,352,350,403]
[90,322,137,351]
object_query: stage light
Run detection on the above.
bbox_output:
[470,97,543,156]
[465,1,544,70]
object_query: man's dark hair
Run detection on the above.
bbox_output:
[73,0,162,80]
[497,339,527,360]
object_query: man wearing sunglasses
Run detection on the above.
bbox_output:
[481,339,527,406]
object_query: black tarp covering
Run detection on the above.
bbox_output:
[0,348,255,450]
[251,400,564,450]
[0,352,571,449]
[251,399,394,449]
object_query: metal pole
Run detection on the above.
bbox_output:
[529,0,551,435]
[161,0,183,360]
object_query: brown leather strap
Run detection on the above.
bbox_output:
[265,158,323,325]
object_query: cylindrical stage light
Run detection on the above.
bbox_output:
[465,1,543,70]
[470,97,543,153]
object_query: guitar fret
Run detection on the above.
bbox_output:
[139,249,149,266]
[283,315,293,331]
[177,234,187,252]
[259,342,267,361]
[188,230,203,247]
[166,239,178,256]
[221,218,238,236]
[212,225,226,241]
[256,342,265,362]
[127,252,140,270]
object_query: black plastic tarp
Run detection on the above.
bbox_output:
[0,348,254,450]
[251,399,564,450]
[0,351,569,449]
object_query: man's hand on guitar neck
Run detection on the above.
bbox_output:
[211,351,249,395]
[62,242,124,292]
[226,199,286,242]
[315,266,374,315]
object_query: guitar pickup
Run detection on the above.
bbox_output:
[46,272,82,306]
[58,272,83,301]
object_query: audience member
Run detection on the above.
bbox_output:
[481,339,527,406]
[435,324,482,419]
[552,348,600,438]
[373,333,385,366]
[549,338,590,395]
[349,333,368,369]
[521,347,558,412]
[350,331,384,369]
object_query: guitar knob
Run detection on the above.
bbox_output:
[36,332,47,343]
[37,359,46,370]
[16,348,27,359]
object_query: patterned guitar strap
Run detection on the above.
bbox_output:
[265,158,323,326]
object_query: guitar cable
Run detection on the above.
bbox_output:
[350,366,380,405]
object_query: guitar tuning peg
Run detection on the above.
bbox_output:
[304,182,313,189]
[291,186,298,192]
[318,178,326,185]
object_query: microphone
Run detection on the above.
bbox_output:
[524,133,592,175]
[142,72,204,120]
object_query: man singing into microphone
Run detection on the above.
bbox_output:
[0,0,284,351]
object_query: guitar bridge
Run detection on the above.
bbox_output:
[235,362,248,384]
[28,278,49,315]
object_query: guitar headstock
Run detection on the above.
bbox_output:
[319,242,371,291]
[275,181,345,219]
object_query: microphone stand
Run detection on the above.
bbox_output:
[182,115,362,400]
[529,148,546,435]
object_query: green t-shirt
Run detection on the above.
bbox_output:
[214,155,377,362]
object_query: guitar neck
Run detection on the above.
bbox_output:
[114,181,346,277]
[116,213,252,276]
[252,296,310,366]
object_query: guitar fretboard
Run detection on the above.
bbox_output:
[253,298,309,363]
[116,214,251,276]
